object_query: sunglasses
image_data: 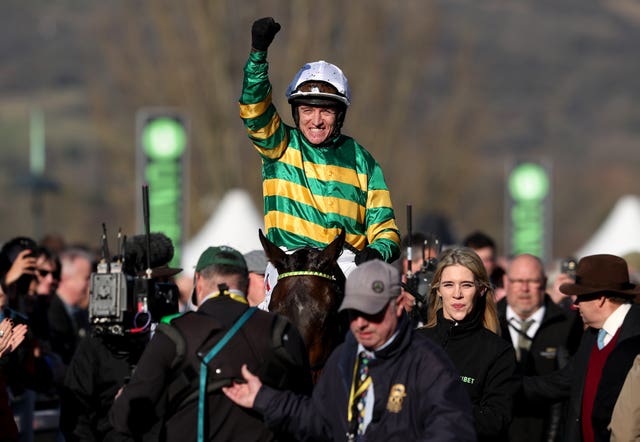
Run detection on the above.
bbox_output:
[36,269,54,278]
[572,293,603,305]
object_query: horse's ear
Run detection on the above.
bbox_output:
[320,229,346,264]
[259,229,287,266]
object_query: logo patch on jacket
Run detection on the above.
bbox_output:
[539,347,557,359]
[386,384,407,413]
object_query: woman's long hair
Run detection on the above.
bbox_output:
[424,247,500,334]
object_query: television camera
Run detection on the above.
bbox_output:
[89,186,180,336]
[403,205,442,324]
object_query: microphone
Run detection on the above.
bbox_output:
[122,233,174,276]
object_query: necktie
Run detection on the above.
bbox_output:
[597,328,607,350]
[516,319,534,361]
[348,351,372,438]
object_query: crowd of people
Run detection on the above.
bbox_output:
[1,15,638,442]
[1,228,638,441]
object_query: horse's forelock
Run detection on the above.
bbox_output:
[286,247,320,270]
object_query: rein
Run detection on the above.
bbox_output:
[278,270,336,281]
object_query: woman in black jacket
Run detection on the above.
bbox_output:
[418,247,517,442]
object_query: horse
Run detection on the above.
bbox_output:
[259,229,347,381]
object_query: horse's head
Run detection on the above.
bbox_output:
[259,229,347,380]
[259,229,345,278]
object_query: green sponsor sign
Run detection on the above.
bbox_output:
[136,110,188,268]
[507,162,551,261]
[508,163,549,202]
[142,118,187,160]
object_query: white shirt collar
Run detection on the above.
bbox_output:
[357,329,400,357]
[601,303,632,338]
[506,304,546,325]
[506,304,546,343]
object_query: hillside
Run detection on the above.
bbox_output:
[1,0,638,260]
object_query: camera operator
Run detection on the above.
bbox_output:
[400,232,440,326]
[60,233,181,442]
[110,245,311,441]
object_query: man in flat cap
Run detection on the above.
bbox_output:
[223,260,475,441]
[524,254,640,442]
[110,245,310,441]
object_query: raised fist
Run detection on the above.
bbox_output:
[251,17,281,51]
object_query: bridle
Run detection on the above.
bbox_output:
[278,270,336,281]
[273,267,344,379]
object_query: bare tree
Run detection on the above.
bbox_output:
[87,0,491,242]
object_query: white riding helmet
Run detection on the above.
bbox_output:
[286,61,351,107]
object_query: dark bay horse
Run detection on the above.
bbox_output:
[259,229,347,381]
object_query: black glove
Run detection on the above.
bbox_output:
[251,17,281,51]
[355,247,383,265]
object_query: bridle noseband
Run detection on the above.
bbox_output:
[278,270,336,281]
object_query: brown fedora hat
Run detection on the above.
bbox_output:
[560,254,640,297]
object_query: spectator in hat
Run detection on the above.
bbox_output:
[243,250,269,307]
[223,259,476,441]
[524,254,640,442]
[110,245,310,441]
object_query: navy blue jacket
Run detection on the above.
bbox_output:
[254,314,476,441]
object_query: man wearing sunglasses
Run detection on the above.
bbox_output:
[523,254,640,442]
[223,260,475,441]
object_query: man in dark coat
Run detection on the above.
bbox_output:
[498,253,583,441]
[523,254,640,442]
[61,233,180,442]
[48,248,94,366]
[61,333,151,441]
[223,260,476,441]
[110,245,311,441]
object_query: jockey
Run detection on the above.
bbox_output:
[240,18,401,309]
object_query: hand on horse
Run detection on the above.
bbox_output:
[355,247,383,265]
[222,364,263,409]
[251,17,281,51]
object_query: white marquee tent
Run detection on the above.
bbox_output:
[180,188,264,277]
[575,194,640,259]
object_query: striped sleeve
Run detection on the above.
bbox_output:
[363,160,401,261]
[239,51,289,160]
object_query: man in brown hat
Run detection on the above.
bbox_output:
[524,253,640,442]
